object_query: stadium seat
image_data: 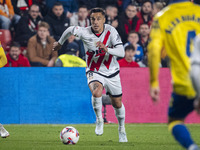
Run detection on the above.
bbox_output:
[0,29,12,52]
[20,47,27,56]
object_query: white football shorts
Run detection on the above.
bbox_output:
[86,72,122,97]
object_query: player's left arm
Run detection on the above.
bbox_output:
[148,17,164,102]
[0,44,7,68]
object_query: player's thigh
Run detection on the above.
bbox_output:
[104,74,122,108]
[87,72,104,97]
[168,92,195,123]
[104,74,122,97]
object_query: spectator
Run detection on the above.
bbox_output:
[122,0,145,11]
[15,4,42,47]
[152,2,167,67]
[152,1,164,16]
[138,23,150,55]
[12,0,47,16]
[70,5,90,59]
[124,31,144,63]
[27,21,57,67]
[105,5,118,28]
[70,5,89,27]
[12,0,33,16]
[44,2,70,41]
[117,4,138,44]
[97,0,118,9]
[55,42,86,67]
[136,0,153,32]
[118,45,139,67]
[77,0,97,10]
[155,0,169,6]
[45,0,78,18]
[4,42,30,67]
[0,0,21,29]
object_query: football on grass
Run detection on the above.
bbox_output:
[60,126,79,144]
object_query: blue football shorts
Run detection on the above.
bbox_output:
[168,92,195,119]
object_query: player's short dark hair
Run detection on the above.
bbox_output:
[38,21,50,30]
[29,3,40,11]
[128,31,139,36]
[53,2,63,7]
[154,2,164,10]
[89,7,105,17]
[126,3,137,9]
[78,5,88,10]
[140,23,149,28]
[10,42,21,49]
[125,45,135,52]
[142,0,153,7]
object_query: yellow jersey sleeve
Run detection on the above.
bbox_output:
[0,44,7,68]
[148,17,164,88]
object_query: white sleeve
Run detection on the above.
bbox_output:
[107,26,125,57]
[190,35,200,97]
[58,26,83,45]
[107,44,125,58]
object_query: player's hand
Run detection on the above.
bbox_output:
[96,41,108,52]
[52,42,62,51]
[111,20,118,28]
[194,98,200,115]
[150,87,160,104]
[9,14,13,20]
[47,59,55,67]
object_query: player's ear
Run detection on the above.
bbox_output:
[103,17,105,23]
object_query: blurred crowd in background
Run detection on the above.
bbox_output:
[0,0,199,67]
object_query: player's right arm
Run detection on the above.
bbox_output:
[0,44,7,68]
[148,17,164,103]
[190,34,200,114]
[53,26,80,51]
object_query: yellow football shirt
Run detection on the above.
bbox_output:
[0,43,7,68]
[148,1,200,98]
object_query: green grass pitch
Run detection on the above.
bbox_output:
[0,124,200,150]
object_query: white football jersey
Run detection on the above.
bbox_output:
[191,35,200,64]
[71,24,123,77]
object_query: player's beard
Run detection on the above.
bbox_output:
[10,54,19,61]
[142,10,150,16]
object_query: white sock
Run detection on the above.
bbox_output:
[188,144,199,150]
[92,96,103,121]
[114,103,125,130]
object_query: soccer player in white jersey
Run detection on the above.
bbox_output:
[53,8,127,142]
[191,34,200,115]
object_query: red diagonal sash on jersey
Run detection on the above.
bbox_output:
[87,31,113,71]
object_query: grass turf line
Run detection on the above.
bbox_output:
[0,124,200,150]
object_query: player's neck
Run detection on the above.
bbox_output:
[91,25,104,36]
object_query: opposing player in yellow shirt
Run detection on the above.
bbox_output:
[0,43,7,68]
[148,0,200,149]
[0,43,9,138]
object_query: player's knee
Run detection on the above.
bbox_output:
[111,100,122,108]
[92,89,102,97]
[168,120,184,132]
